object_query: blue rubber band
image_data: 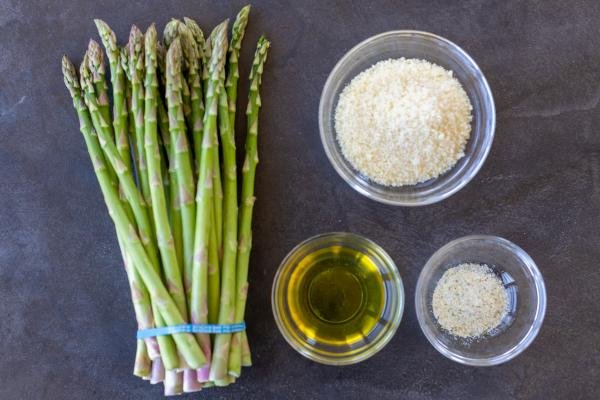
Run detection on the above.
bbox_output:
[137,322,246,340]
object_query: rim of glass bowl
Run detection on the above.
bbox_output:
[415,235,547,366]
[318,30,496,206]
[271,232,405,365]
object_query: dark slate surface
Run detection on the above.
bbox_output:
[1,0,599,398]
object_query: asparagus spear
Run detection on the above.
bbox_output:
[164,20,192,130]
[240,330,252,366]
[147,28,198,392]
[195,18,223,324]
[81,56,182,370]
[191,20,229,382]
[226,5,251,128]
[150,358,165,384]
[63,57,206,369]
[165,38,196,303]
[182,17,206,69]
[87,40,113,140]
[133,339,152,378]
[158,41,184,272]
[120,45,138,171]
[93,28,156,369]
[129,26,152,207]
[182,18,207,164]
[74,49,158,372]
[144,24,187,319]
[209,37,239,383]
[179,23,205,172]
[207,207,220,325]
[205,25,224,255]
[94,20,130,162]
[164,370,183,396]
[228,36,269,376]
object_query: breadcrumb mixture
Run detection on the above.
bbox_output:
[335,58,472,186]
[432,263,508,338]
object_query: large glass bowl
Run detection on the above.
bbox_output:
[415,235,547,366]
[319,31,495,206]
[272,232,404,365]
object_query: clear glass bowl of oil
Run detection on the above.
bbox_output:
[272,232,404,365]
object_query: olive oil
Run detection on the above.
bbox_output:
[287,245,385,346]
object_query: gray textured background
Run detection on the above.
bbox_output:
[1,0,599,399]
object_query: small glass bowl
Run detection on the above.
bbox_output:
[415,235,547,366]
[319,31,495,206]
[272,232,404,365]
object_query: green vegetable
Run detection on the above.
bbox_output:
[226,5,251,128]
[62,58,206,370]
[144,24,187,320]
[228,35,269,377]
[191,20,229,382]
[62,6,269,391]
[165,38,196,305]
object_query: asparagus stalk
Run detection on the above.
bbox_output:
[81,56,180,370]
[164,20,192,130]
[182,17,207,70]
[165,38,196,305]
[150,358,165,384]
[226,5,251,128]
[164,370,183,396]
[147,28,195,391]
[63,58,206,369]
[120,45,139,172]
[113,46,163,367]
[191,20,229,382]
[182,368,202,393]
[182,17,207,166]
[228,36,269,376]
[209,37,240,382]
[129,26,152,206]
[144,24,187,319]
[93,28,157,369]
[240,330,252,366]
[133,339,152,378]
[201,24,224,253]
[94,20,130,162]
[179,23,205,172]
[207,207,220,324]
[83,50,154,372]
[87,40,113,140]
[158,41,184,272]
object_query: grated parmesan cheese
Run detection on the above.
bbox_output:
[334,58,473,186]
[432,263,508,338]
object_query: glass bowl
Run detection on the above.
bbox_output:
[319,31,495,206]
[272,232,404,365]
[415,235,547,366]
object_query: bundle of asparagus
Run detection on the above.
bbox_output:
[61,5,269,395]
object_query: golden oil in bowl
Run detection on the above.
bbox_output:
[272,233,404,365]
[288,245,384,346]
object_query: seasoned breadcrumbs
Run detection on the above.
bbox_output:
[432,263,508,338]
